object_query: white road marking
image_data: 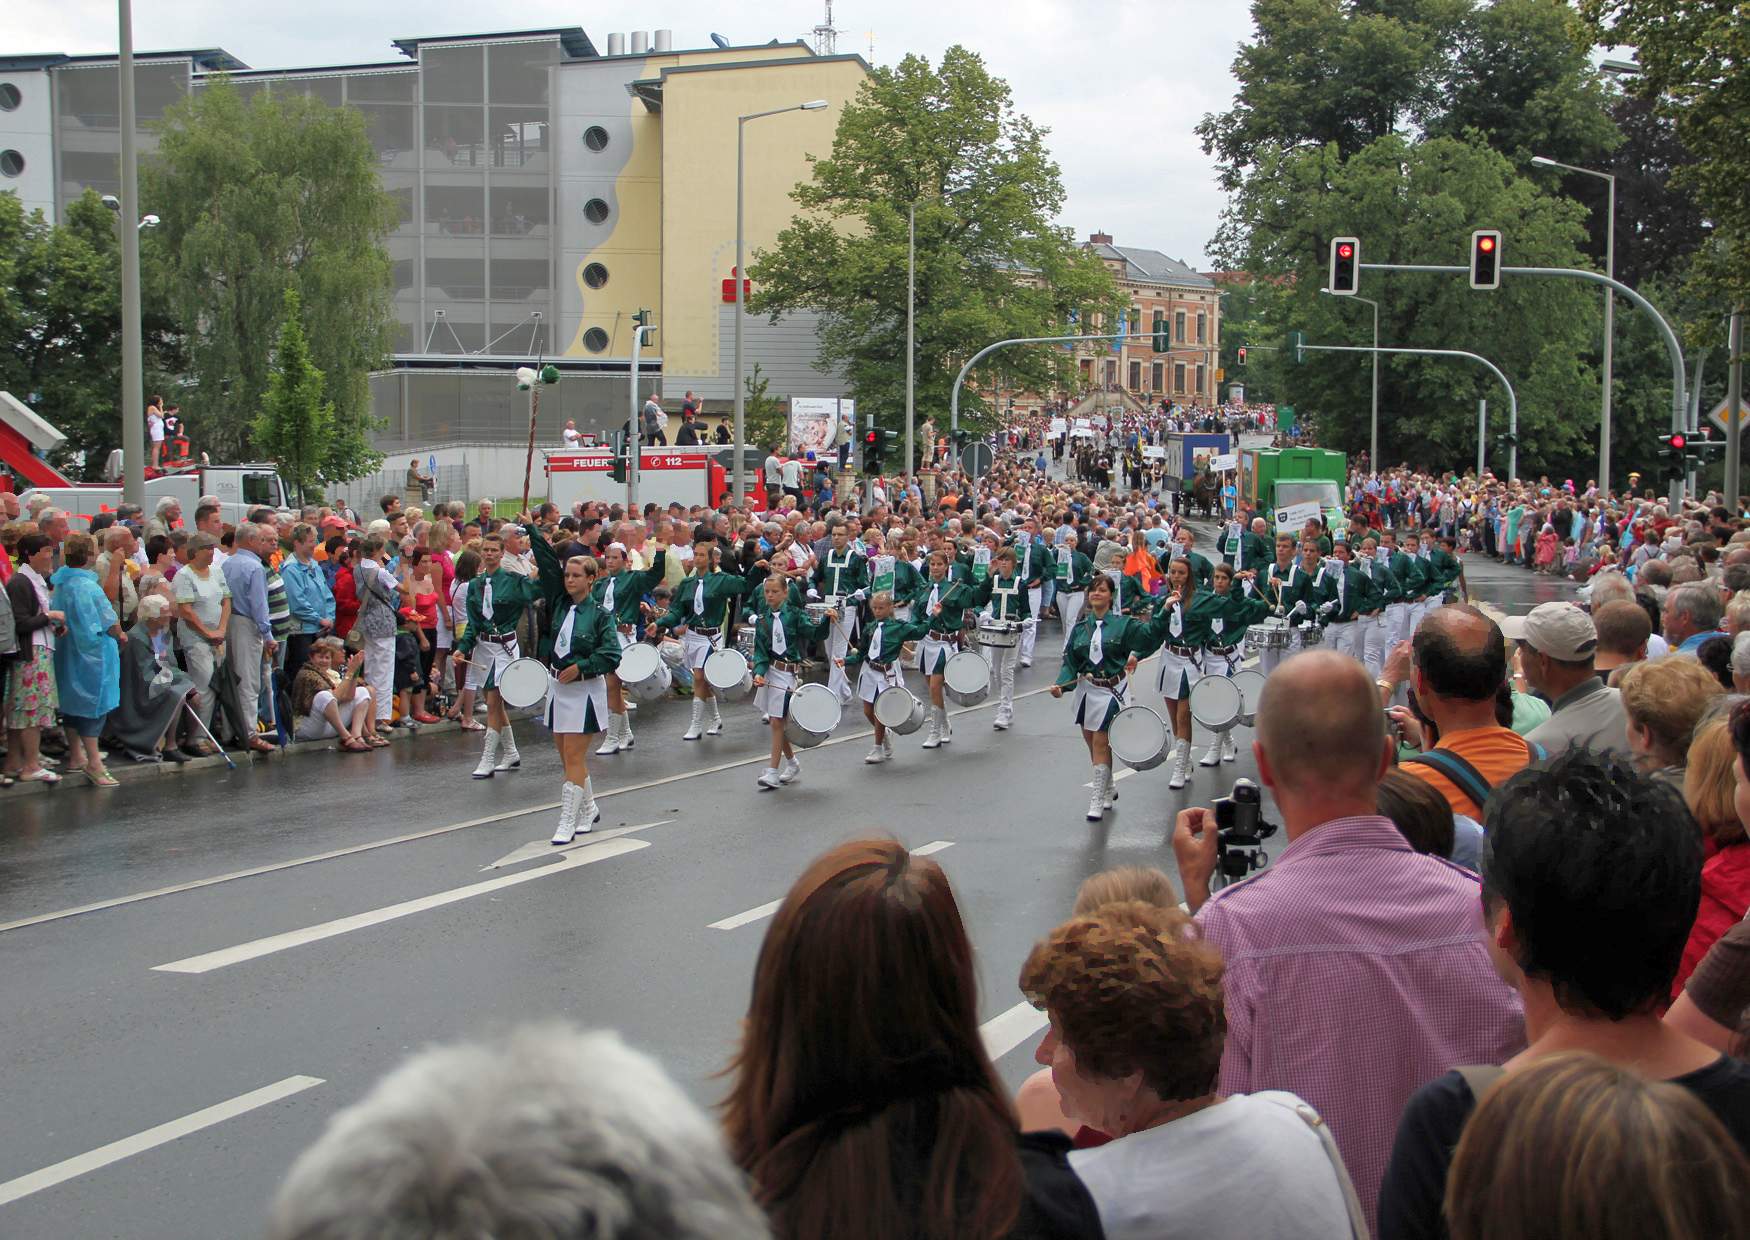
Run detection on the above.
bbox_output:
[484,819,674,870]
[152,838,649,974]
[980,1001,1050,1062]
[8,686,1056,937]
[0,1074,322,1207]
[711,840,957,930]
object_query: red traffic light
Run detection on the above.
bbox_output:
[1670,433,1687,451]
[864,430,878,444]
[1478,236,1495,253]
[1337,243,1354,259]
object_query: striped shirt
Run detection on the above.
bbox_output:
[1195,815,1524,1233]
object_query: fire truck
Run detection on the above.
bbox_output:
[544,446,737,511]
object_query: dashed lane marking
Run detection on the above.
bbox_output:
[709,840,956,931]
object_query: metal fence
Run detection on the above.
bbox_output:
[324,463,471,517]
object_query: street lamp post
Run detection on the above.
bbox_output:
[732,100,828,505]
[905,200,916,482]
[1532,155,1617,496]
[1321,288,1379,467]
[117,0,145,507]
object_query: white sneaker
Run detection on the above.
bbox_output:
[865,744,888,764]
[993,706,1012,730]
[1020,657,1033,669]
[682,701,704,741]
[757,766,783,790]
[624,699,638,712]
[778,756,801,784]
[760,713,771,724]
[882,735,894,758]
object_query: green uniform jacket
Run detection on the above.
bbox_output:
[1051,547,1096,591]
[1218,527,1271,572]
[591,549,667,627]
[1387,549,1427,600]
[812,548,868,599]
[1204,583,1270,648]
[974,573,1033,623]
[1158,548,1214,590]
[1422,548,1461,594]
[528,534,620,674]
[910,576,980,637]
[1262,561,1317,619]
[1318,562,1382,624]
[1358,556,1400,608]
[845,616,931,668]
[1119,574,1157,616]
[1154,589,1227,649]
[1011,538,1048,588]
[886,558,923,603]
[750,604,831,676]
[745,578,808,622]
[456,568,542,656]
[658,570,750,631]
[1055,608,1173,686]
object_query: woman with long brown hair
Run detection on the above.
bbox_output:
[723,838,1099,1240]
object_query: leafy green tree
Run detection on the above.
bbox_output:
[749,48,1121,435]
[253,288,334,494]
[0,191,184,479]
[741,363,787,450]
[145,78,393,481]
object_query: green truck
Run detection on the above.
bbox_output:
[1238,447,1348,533]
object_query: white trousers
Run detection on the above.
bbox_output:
[295,691,372,741]
[1021,587,1043,662]
[1325,619,1362,665]
[364,632,396,722]
[226,615,266,738]
[1358,614,1386,679]
[988,643,1019,713]
[1384,602,1413,652]
[826,612,857,704]
[1058,590,1085,650]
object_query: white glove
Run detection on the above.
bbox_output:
[807,588,821,601]
[1317,601,1336,617]
[1290,601,1307,618]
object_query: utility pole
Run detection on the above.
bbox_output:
[117,0,145,507]
[905,200,916,482]
[1477,399,1487,477]
[628,322,649,512]
[1728,310,1744,508]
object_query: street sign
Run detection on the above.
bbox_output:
[960,441,994,479]
[1708,396,1748,434]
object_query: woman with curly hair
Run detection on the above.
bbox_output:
[1019,900,1368,1238]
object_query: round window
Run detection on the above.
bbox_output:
[583,125,609,152]
[583,262,609,289]
[0,84,21,112]
[582,327,610,353]
[583,197,610,224]
[0,150,24,178]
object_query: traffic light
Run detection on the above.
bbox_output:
[1236,346,1247,367]
[608,430,628,483]
[1286,330,1307,365]
[1328,237,1359,296]
[862,428,882,473]
[1152,312,1168,352]
[1469,231,1502,290]
[1658,432,1688,478]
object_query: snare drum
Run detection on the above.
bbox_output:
[704,648,755,701]
[873,685,926,735]
[943,650,991,706]
[1297,624,1325,649]
[1246,617,1291,654]
[1188,673,1242,732]
[1231,669,1267,727]
[805,601,835,621]
[496,657,551,710]
[616,642,671,703]
[1108,705,1169,771]
[784,682,842,748]
[975,619,1022,649]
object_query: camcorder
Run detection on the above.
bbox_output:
[1212,777,1278,887]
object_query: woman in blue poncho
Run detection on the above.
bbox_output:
[50,531,125,788]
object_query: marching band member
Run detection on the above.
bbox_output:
[1380,527,1426,649]
[528,532,620,844]
[743,566,805,724]
[589,538,666,756]
[1051,539,1095,652]
[1196,561,1269,765]
[1152,555,1218,789]
[911,548,980,750]
[654,537,749,741]
[1013,519,1047,668]
[1260,533,1313,676]
[841,590,928,763]
[1159,525,1214,590]
[1051,574,1170,822]
[810,522,867,705]
[1217,512,1270,574]
[972,546,1030,730]
[1422,530,1464,617]
[750,572,833,790]
[455,531,542,779]
[1356,534,1399,678]
[1312,540,1380,666]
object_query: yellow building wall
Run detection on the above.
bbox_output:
[657,58,867,377]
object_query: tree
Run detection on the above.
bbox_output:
[145,78,394,481]
[749,48,1121,434]
[741,363,787,451]
[253,288,334,494]
[1583,0,1750,310]
[0,190,183,478]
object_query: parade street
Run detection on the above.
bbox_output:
[0,545,1575,1239]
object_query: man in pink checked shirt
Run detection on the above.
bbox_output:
[1173,651,1524,1234]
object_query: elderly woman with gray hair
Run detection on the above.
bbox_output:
[112,593,198,764]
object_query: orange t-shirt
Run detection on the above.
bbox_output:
[1403,726,1534,819]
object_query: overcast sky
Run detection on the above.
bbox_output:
[2,0,1252,268]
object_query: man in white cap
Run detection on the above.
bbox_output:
[1509,602,1630,755]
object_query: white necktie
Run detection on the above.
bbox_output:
[870,621,884,660]
[1170,604,1182,639]
[929,583,941,614]
[771,611,787,656]
[555,601,577,653]
[693,578,706,615]
[482,577,494,621]
[1089,618,1104,665]
[603,576,616,613]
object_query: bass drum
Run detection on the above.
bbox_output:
[1188,673,1242,732]
[616,642,671,703]
[496,657,551,710]
[784,682,842,749]
[704,648,755,701]
[943,650,991,707]
[873,685,926,735]
[1108,705,1168,772]
[1230,669,1267,727]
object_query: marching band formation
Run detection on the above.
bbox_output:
[450,483,1464,844]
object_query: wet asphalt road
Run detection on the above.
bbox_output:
[0,534,1575,1239]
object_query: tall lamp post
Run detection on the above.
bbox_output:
[732,100,828,504]
[1319,288,1380,467]
[117,0,145,507]
[1532,155,1617,496]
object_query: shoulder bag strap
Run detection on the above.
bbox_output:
[1402,748,1492,819]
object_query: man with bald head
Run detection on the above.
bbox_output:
[1173,651,1523,1230]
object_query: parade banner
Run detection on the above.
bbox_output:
[1273,499,1323,532]
[1210,453,1238,471]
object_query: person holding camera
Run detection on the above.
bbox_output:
[1171,650,1524,1233]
